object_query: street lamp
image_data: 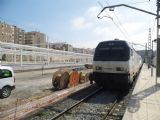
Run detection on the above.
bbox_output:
[97,15,113,20]
[97,4,157,17]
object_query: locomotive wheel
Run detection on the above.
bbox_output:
[88,72,93,84]
[123,75,132,90]
[52,70,62,89]
[95,82,102,87]
[59,71,70,90]
[128,75,133,85]
[69,70,79,87]
[88,72,93,81]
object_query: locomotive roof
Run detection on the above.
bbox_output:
[99,39,128,45]
[101,39,126,43]
[98,39,134,49]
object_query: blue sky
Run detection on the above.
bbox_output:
[0,0,157,49]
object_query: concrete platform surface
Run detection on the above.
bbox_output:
[123,64,160,120]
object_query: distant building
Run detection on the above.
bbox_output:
[13,26,25,44]
[49,42,73,51]
[0,22,14,43]
[25,31,46,48]
[73,47,94,54]
[90,48,95,55]
[83,48,95,54]
[65,44,73,51]
[73,48,85,53]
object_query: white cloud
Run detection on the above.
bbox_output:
[72,17,93,29]
[122,22,147,36]
[70,1,156,49]
[131,30,148,43]
[93,27,109,38]
[86,6,100,18]
[71,6,101,30]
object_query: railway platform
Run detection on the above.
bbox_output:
[123,64,160,120]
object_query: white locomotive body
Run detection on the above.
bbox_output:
[92,39,142,88]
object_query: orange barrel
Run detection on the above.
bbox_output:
[79,72,86,84]
[69,70,79,87]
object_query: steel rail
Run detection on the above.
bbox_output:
[103,64,143,120]
[102,91,126,120]
[50,87,103,120]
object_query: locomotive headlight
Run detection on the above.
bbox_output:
[95,66,102,70]
[116,67,124,71]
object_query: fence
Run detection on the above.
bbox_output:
[0,42,93,66]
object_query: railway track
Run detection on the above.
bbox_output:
[22,87,125,120]
[49,76,138,120]
[50,87,103,120]
[48,90,129,120]
[21,84,101,120]
[103,67,140,120]
[23,67,141,120]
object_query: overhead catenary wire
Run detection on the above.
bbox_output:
[97,1,130,41]
[105,0,153,41]
[101,0,155,51]
[147,0,156,40]
[105,0,131,41]
[149,0,156,39]
[151,17,156,37]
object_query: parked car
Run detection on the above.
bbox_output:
[0,66,15,98]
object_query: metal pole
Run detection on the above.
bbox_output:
[156,0,160,85]
[12,48,14,64]
[145,43,147,63]
[148,28,151,69]
[14,48,16,64]
[151,40,153,76]
[20,49,22,66]
[34,53,36,64]
[47,36,49,65]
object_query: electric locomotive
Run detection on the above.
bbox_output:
[92,39,142,89]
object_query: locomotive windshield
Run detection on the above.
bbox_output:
[94,41,130,61]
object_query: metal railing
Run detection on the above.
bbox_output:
[0,41,93,66]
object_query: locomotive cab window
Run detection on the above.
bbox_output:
[94,41,130,61]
